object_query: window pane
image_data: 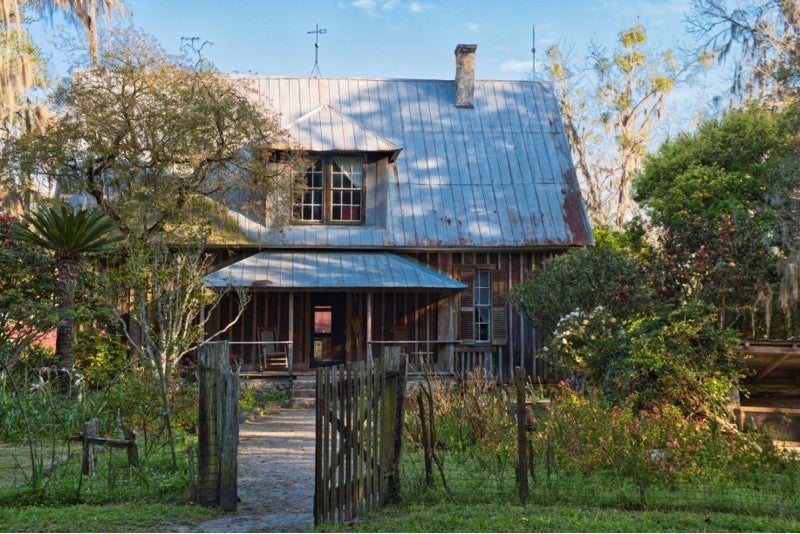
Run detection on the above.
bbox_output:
[474,269,491,342]
[294,158,323,221]
[332,157,363,187]
[331,157,363,222]
[314,306,332,333]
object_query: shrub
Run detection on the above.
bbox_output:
[507,244,652,338]
[543,300,745,417]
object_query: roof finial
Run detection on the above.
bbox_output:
[308,23,327,77]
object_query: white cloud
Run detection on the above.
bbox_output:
[501,59,532,73]
[467,22,480,32]
[351,0,376,10]
[350,0,430,15]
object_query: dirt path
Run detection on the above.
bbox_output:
[189,408,316,533]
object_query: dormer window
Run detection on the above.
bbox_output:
[294,156,364,223]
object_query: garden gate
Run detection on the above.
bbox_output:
[314,352,407,524]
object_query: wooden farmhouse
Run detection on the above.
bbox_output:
[202,44,593,381]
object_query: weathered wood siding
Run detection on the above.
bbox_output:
[206,249,560,379]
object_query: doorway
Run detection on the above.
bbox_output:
[310,293,346,367]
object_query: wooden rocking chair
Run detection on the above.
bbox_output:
[259,328,288,371]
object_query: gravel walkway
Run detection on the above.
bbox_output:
[190,408,316,533]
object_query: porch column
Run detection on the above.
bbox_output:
[288,292,294,373]
[366,291,373,359]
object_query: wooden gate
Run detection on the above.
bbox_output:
[314,353,407,524]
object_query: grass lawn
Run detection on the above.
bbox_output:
[314,502,800,532]
[0,503,218,532]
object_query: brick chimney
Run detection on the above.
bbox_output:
[454,44,477,108]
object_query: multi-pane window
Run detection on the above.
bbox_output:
[297,159,323,221]
[474,269,491,342]
[294,156,363,223]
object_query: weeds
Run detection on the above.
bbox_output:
[402,372,800,518]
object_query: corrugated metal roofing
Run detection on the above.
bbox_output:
[227,75,592,249]
[202,251,467,290]
[277,104,402,157]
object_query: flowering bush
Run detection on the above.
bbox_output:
[534,384,789,487]
[543,306,623,376]
[542,300,743,417]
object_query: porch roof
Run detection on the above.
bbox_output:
[202,251,467,290]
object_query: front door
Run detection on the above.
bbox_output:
[310,293,346,367]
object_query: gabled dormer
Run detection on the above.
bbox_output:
[278,105,401,227]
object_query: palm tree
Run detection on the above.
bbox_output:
[16,204,123,374]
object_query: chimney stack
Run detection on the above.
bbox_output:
[454,44,477,108]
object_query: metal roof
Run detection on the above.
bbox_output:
[225,76,592,249]
[277,104,402,158]
[202,251,467,290]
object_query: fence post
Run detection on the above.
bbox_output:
[219,358,239,511]
[386,354,407,502]
[515,367,528,504]
[81,418,99,476]
[197,341,238,510]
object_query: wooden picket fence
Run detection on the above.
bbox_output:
[314,353,407,525]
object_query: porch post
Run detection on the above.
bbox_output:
[288,292,295,374]
[366,291,373,359]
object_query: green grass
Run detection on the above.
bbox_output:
[0,503,217,532]
[239,388,291,418]
[313,449,800,532]
[397,451,800,517]
[315,502,800,532]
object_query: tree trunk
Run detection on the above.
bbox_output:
[56,254,80,390]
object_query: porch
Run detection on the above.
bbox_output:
[207,290,511,374]
[202,250,535,383]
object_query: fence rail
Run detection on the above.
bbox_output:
[314,353,407,524]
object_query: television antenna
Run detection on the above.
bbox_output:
[531,25,536,79]
[308,24,327,77]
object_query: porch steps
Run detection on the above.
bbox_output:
[291,375,316,409]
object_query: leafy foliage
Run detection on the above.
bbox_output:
[508,243,651,338]
[544,301,744,416]
[544,24,689,228]
[13,204,122,373]
[0,212,56,372]
[634,106,789,228]
[8,28,301,240]
[635,105,800,337]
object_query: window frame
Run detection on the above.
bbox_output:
[457,266,509,346]
[293,154,365,225]
[473,269,491,343]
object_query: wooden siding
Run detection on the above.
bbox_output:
[207,250,558,380]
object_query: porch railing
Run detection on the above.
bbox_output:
[223,340,293,375]
[367,340,457,375]
[366,340,505,379]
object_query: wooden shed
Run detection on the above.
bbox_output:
[738,340,800,442]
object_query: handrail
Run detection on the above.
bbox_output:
[225,341,292,345]
[367,340,459,344]
[205,339,293,374]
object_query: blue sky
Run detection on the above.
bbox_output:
[30,0,696,81]
[28,0,721,138]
